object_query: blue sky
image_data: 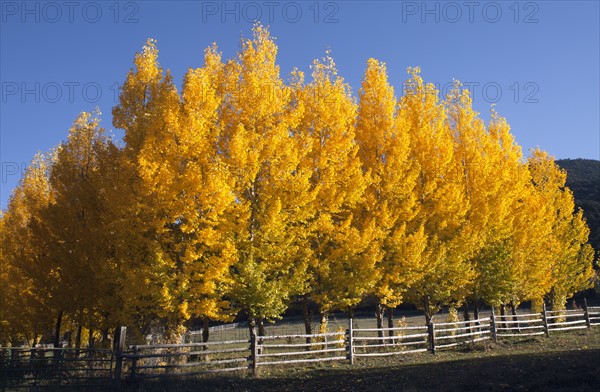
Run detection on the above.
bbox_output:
[1,0,599,209]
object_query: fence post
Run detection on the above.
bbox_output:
[250,326,259,376]
[542,303,550,337]
[428,322,436,355]
[113,326,127,382]
[583,298,591,328]
[348,317,354,365]
[9,347,17,369]
[490,307,498,343]
[130,345,138,381]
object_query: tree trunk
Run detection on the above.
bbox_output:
[88,328,95,349]
[202,318,210,351]
[302,295,313,346]
[248,317,257,354]
[101,328,109,349]
[424,312,432,326]
[75,324,83,355]
[463,302,472,334]
[387,307,394,335]
[202,318,210,342]
[500,304,506,329]
[424,297,433,326]
[376,302,385,339]
[53,310,63,348]
[510,301,520,332]
[473,299,480,331]
[257,318,266,355]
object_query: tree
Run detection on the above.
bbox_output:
[400,68,473,324]
[293,50,375,333]
[445,86,531,318]
[470,110,529,310]
[35,111,124,347]
[355,58,424,333]
[3,31,597,345]
[528,149,595,310]
[123,40,241,341]
[176,45,238,330]
[218,25,314,330]
[112,39,193,339]
[0,154,55,344]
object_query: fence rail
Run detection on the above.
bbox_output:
[0,347,114,390]
[121,339,251,380]
[2,298,599,388]
[255,331,347,367]
[351,323,429,359]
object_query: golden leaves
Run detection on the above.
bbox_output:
[1,25,595,343]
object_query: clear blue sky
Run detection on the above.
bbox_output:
[1,0,599,210]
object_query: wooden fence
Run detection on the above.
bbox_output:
[494,300,600,338]
[122,339,251,380]
[350,324,429,361]
[429,317,492,352]
[2,299,600,388]
[255,332,347,367]
[119,300,600,380]
[0,347,114,390]
[496,310,547,338]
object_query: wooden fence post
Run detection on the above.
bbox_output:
[542,303,550,337]
[113,326,127,382]
[250,326,259,376]
[348,317,354,365]
[583,298,591,328]
[490,307,498,343]
[9,348,17,368]
[29,347,36,369]
[130,345,138,381]
[428,322,436,355]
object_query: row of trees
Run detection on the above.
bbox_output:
[1,26,596,346]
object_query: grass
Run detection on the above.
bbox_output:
[133,327,600,392]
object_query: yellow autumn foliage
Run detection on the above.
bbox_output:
[0,25,595,344]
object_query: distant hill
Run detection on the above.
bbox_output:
[556,159,600,256]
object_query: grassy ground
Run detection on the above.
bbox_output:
[134,327,600,392]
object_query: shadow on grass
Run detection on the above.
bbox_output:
[134,349,600,392]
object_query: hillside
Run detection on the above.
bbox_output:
[556,159,600,256]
